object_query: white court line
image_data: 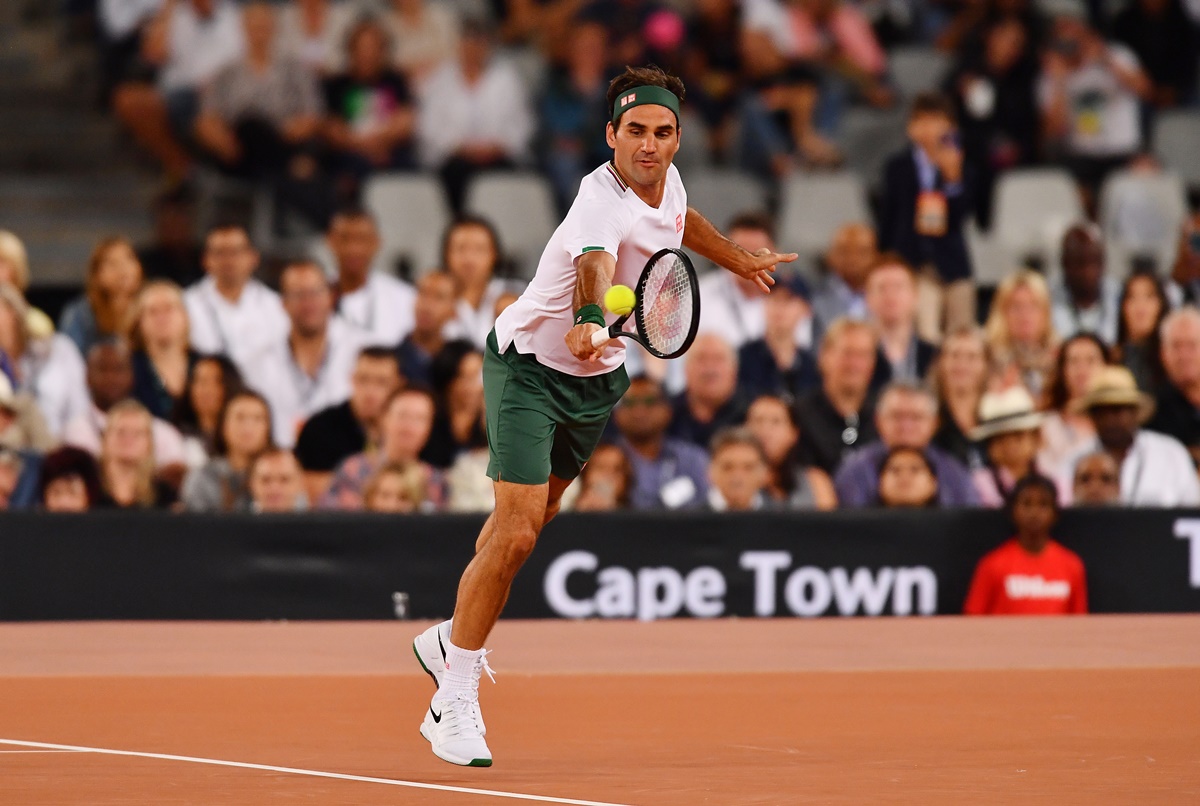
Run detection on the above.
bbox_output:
[0,739,633,806]
[0,749,85,754]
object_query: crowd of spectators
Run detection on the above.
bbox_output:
[2,0,1200,530]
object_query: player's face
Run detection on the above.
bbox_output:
[606,105,680,189]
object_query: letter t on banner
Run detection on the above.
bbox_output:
[1173,519,1200,588]
[739,551,792,616]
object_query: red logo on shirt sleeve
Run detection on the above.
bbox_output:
[675,213,683,233]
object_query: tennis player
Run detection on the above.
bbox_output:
[413,65,797,767]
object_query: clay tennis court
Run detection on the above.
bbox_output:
[0,616,1197,804]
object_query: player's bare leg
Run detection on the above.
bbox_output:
[414,475,571,766]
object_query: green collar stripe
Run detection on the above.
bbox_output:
[611,85,681,126]
[581,246,605,253]
[605,161,629,191]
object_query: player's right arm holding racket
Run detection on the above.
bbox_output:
[565,249,618,362]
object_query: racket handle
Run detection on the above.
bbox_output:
[590,325,614,348]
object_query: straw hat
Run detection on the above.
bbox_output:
[970,387,1045,441]
[0,372,14,413]
[1070,365,1155,422]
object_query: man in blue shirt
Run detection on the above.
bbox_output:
[615,375,709,509]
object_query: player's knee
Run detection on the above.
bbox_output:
[496,525,539,569]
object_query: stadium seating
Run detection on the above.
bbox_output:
[778,170,872,263]
[1153,111,1200,191]
[888,46,951,100]
[363,173,451,279]
[684,169,769,235]
[464,172,559,280]
[1098,169,1187,276]
[990,168,1085,278]
[835,107,908,191]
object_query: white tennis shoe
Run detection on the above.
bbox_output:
[412,620,452,690]
[419,650,496,767]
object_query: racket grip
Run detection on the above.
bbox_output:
[590,325,613,348]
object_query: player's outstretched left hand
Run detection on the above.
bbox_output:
[733,247,798,294]
[566,322,606,362]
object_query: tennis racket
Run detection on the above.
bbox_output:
[589,248,700,359]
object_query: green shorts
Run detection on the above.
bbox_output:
[483,330,630,485]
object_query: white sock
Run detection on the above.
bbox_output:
[441,638,484,695]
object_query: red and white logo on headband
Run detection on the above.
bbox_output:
[621,93,636,107]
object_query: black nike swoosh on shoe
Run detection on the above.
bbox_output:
[438,630,447,663]
[429,706,442,724]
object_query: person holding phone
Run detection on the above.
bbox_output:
[879,93,976,343]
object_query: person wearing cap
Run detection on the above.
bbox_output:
[698,211,814,352]
[736,270,818,401]
[0,371,54,454]
[970,387,1069,507]
[864,252,938,388]
[1050,224,1121,344]
[1069,365,1200,505]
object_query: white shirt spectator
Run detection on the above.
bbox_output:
[159,0,245,94]
[275,0,357,74]
[184,276,290,375]
[1072,430,1200,506]
[62,404,187,468]
[385,1,460,80]
[447,278,518,349]
[337,272,417,347]
[243,317,366,449]
[1037,44,1143,158]
[417,57,534,169]
[99,0,162,40]
[16,335,90,440]
[1050,276,1122,344]
[697,271,813,349]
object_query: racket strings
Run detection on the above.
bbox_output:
[639,254,693,355]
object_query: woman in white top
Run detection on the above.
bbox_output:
[275,0,356,75]
[442,215,519,349]
[384,0,460,82]
[0,283,90,439]
[1039,332,1111,475]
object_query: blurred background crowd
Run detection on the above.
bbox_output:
[1,0,1199,518]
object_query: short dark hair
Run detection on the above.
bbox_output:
[1006,472,1061,519]
[606,65,686,126]
[205,221,251,242]
[37,446,102,508]
[727,211,775,241]
[710,426,768,464]
[908,92,955,122]
[279,259,327,290]
[358,345,401,367]
[331,202,377,229]
[868,251,917,281]
[1044,333,1111,412]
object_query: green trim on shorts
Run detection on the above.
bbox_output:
[483,330,630,485]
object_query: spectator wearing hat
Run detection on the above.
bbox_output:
[0,371,54,454]
[1072,450,1121,505]
[38,446,102,513]
[736,272,819,401]
[1147,307,1200,463]
[964,474,1087,615]
[1070,365,1200,505]
[698,212,813,351]
[970,387,1069,507]
[864,253,938,387]
[1049,224,1121,344]
[833,380,979,507]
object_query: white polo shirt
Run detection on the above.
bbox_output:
[1072,430,1200,506]
[16,335,90,440]
[337,272,416,347]
[243,317,367,449]
[184,277,290,375]
[494,161,688,377]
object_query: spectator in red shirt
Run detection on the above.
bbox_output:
[964,473,1087,615]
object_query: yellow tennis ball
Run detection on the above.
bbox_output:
[604,284,636,316]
